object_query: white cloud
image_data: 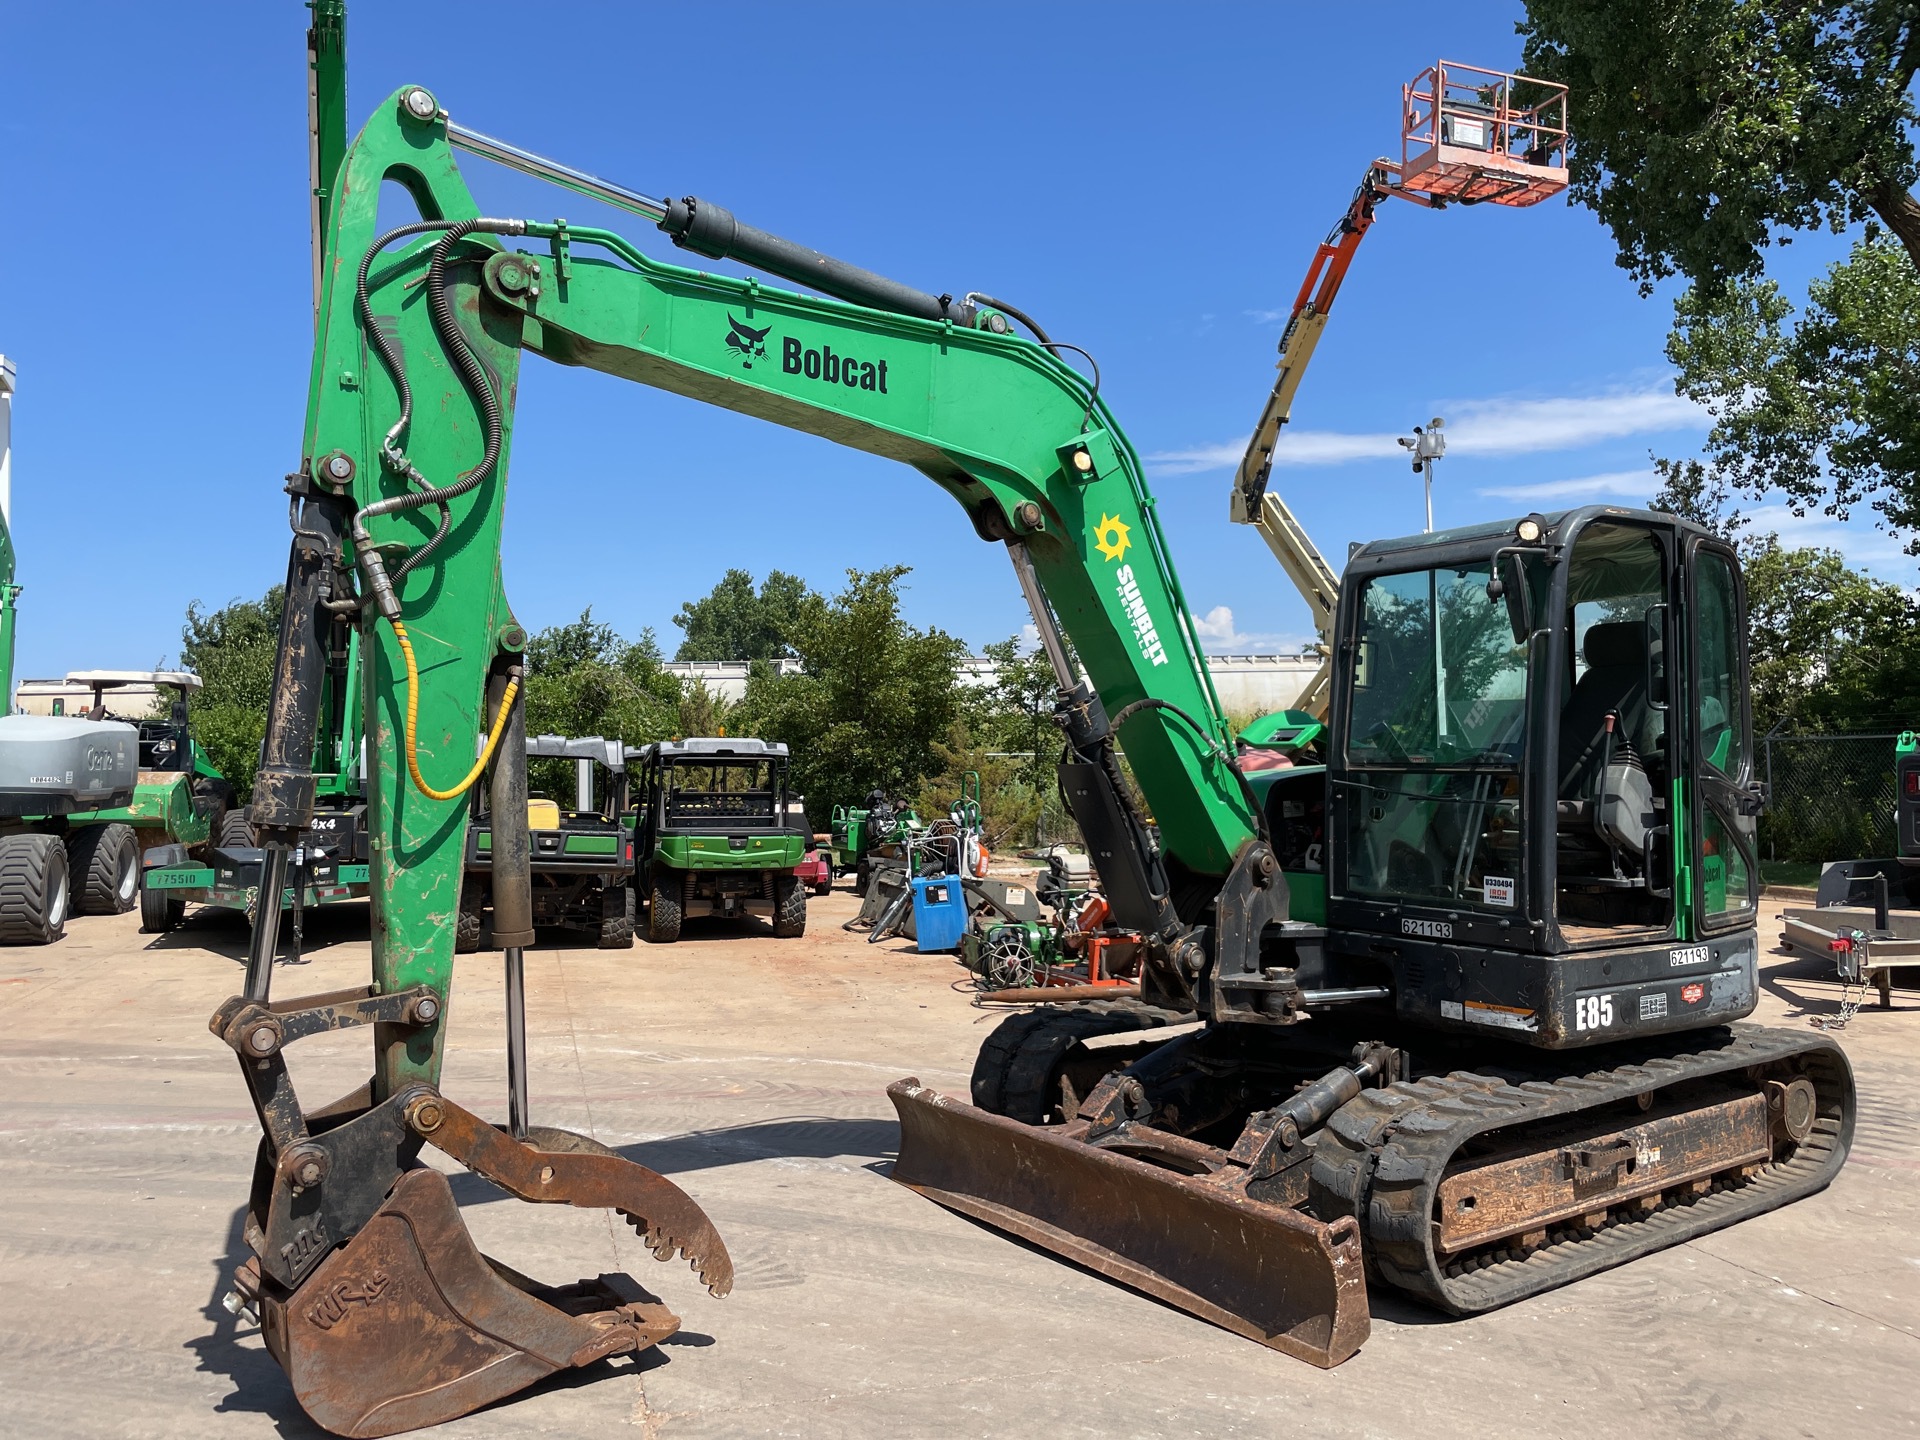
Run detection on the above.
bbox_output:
[1444,389,1704,457]
[1152,431,1398,475]
[1190,605,1315,654]
[1192,605,1237,641]
[1475,469,1658,503]
[1147,385,1708,476]
[1744,504,1915,571]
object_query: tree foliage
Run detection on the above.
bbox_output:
[736,567,968,813]
[672,568,816,661]
[517,609,684,801]
[171,574,1073,845]
[1649,470,1920,733]
[1520,1,1920,291]
[176,588,284,796]
[1666,237,1920,546]
[1741,540,1920,732]
[1524,3,1920,548]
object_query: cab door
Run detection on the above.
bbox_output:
[1685,540,1759,931]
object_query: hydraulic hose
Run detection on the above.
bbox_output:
[392,621,520,801]
[351,216,528,617]
[1110,696,1271,847]
[353,219,530,804]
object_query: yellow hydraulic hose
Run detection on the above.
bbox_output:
[391,619,520,802]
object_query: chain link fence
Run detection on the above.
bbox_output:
[1762,732,1899,863]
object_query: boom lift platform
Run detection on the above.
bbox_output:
[221,19,1845,1431]
[1231,63,1568,718]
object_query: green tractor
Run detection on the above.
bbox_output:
[634,738,809,943]
[459,733,638,951]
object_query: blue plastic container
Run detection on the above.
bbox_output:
[910,875,968,953]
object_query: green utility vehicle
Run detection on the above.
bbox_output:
[460,733,637,951]
[634,737,808,943]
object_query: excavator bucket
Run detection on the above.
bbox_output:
[223,1090,733,1438]
[887,1079,1369,1367]
[245,1168,681,1438]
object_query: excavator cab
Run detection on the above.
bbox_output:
[1325,505,1763,1044]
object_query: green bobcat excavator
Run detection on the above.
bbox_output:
[220,28,1853,1434]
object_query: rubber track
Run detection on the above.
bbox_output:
[1310,1023,1854,1314]
[971,1000,1193,1124]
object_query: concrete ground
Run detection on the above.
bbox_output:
[0,886,1914,1440]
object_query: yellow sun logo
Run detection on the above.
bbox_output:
[1093,513,1132,563]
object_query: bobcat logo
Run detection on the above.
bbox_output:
[724,315,771,369]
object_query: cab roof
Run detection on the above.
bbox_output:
[525,733,626,770]
[65,669,202,691]
[639,736,789,761]
[1350,504,1716,564]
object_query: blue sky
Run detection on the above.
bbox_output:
[0,2,1900,683]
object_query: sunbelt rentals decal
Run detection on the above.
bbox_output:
[1093,514,1167,668]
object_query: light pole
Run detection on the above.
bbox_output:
[1397,416,1446,532]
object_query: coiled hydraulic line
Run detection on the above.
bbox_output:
[351,217,530,801]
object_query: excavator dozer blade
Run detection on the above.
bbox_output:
[253,1168,682,1439]
[887,1079,1369,1367]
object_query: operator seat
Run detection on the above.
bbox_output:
[1557,620,1662,859]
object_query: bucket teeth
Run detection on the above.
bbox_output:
[623,1211,730,1295]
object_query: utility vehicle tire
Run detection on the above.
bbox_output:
[598,886,636,950]
[455,879,485,954]
[139,880,185,934]
[0,833,71,945]
[219,810,255,849]
[771,874,807,938]
[854,857,872,897]
[644,870,682,945]
[69,823,138,915]
[970,1002,1191,1125]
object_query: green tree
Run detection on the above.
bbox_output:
[175,587,284,797]
[1647,471,1920,732]
[1519,2,1920,290]
[672,569,816,661]
[675,676,734,738]
[1741,540,1920,733]
[1523,4,1920,549]
[521,608,682,758]
[736,566,967,812]
[911,721,1044,851]
[1663,239,1920,546]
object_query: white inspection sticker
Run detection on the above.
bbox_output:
[1483,875,1516,908]
[1441,999,1539,1032]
